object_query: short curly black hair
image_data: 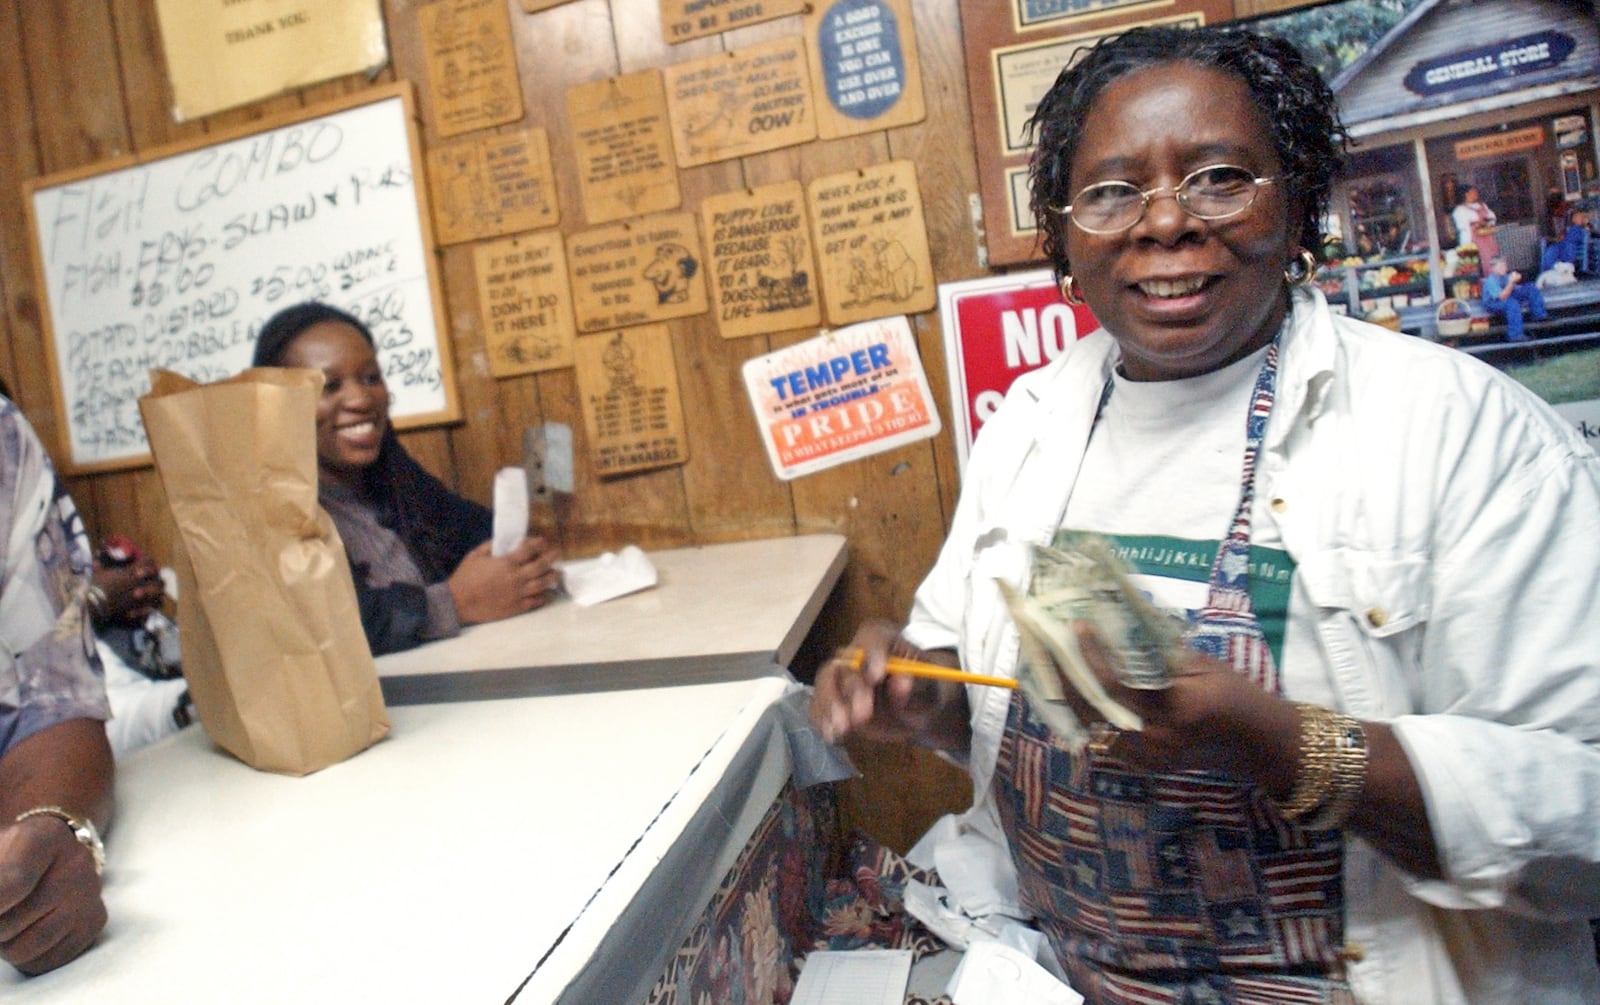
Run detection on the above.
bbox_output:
[1028,24,1347,277]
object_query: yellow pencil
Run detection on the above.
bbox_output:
[845,648,1017,689]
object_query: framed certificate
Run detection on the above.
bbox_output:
[960,0,1232,266]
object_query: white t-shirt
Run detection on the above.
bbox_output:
[1061,344,1292,664]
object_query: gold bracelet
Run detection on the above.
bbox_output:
[1306,710,1369,830]
[14,805,106,874]
[1272,702,1369,829]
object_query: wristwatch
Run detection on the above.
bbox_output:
[14,806,106,875]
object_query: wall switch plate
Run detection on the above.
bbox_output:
[523,422,575,503]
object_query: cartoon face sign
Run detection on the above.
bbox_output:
[642,243,698,304]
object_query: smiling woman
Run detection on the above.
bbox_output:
[252,303,564,654]
[810,22,1600,1005]
[275,318,389,487]
[1029,30,1340,383]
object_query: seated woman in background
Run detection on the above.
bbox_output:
[252,303,561,655]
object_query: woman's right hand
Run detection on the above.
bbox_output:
[447,537,562,626]
[809,619,971,753]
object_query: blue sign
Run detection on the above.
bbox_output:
[815,0,906,121]
[1404,31,1575,96]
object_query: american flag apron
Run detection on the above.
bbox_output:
[993,343,1354,1004]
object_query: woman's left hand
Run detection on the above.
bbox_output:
[1070,623,1299,794]
[1070,622,1440,876]
[447,537,563,625]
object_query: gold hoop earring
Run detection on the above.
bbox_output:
[1285,248,1318,288]
[1059,274,1086,306]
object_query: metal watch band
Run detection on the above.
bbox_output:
[14,805,105,874]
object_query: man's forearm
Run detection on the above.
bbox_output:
[0,719,114,831]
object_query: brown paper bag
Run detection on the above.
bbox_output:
[139,368,390,775]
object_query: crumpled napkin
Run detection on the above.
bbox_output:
[559,546,657,606]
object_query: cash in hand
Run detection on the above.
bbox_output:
[997,536,1187,749]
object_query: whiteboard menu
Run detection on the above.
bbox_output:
[25,84,458,473]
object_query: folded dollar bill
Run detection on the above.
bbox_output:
[997,536,1187,746]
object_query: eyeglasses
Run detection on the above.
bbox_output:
[1055,165,1277,235]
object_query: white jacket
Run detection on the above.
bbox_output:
[904,287,1600,1003]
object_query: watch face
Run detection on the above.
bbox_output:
[75,819,106,874]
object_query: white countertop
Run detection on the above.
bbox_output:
[376,533,847,703]
[2,677,796,1004]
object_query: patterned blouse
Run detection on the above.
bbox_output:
[0,400,107,757]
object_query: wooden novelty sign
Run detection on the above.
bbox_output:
[566,71,682,226]
[419,0,525,138]
[566,212,709,333]
[741,315,941,480]
[428,128,559,246]
[573,325,689,477]
[807,160,936,325]
[700,181,821,339]
[472,231,578,378]
[153,0,387,122]
[663,37,817,167]
[804,0,926,140]
[660,0,806,43]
